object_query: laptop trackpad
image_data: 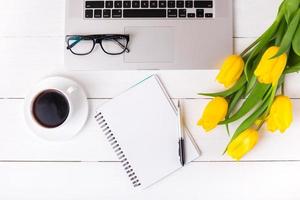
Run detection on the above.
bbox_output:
[124,26,174,63]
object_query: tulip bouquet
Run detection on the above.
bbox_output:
[198,0,300,160]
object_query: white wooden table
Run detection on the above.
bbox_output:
[1,0,300,199]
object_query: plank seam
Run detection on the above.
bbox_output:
[2,97,300,100]
[0,160,299,163]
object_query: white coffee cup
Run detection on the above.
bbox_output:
[24,76,88,141]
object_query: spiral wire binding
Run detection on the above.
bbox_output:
[95,112,141,188]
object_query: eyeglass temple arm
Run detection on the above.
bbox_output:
[113,39,130,53]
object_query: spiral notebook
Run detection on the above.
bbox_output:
[94,75,200,189]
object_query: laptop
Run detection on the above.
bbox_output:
[65,0,233,70]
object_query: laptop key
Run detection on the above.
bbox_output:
[159,1,167,8]
[194,1,213,8]
[168,9,177,17]
[168,1,175,8]
[114,1,122,8]
[205,13,213,18]
[132,1,140,8]
[94,9,102,18]
[185,1,193,8]
[187,13,195,18]
[141,1,149,8]
[179,9,186,17]
[196,9,204,18]
[105,1,113,8]
[103,9,111,18]
[85,9,93,18]
[86,1,104,8]
[123,9,166,18]
[112,9,122,18]
[150,1,158,8]
[124,1,131,8]
[176,1,184,8]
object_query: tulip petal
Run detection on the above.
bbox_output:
[217,55,244,88]
[255,46,287,84]
[266,96,293,133]
[227,129,259,160]
[198,97,228,132]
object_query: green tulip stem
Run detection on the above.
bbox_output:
[256,120,266,131]
[240,38,260,57]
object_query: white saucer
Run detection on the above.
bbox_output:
[24,76,89,141]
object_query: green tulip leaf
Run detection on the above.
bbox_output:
[244,58,255,82]
[266,83,278,114]
[288,47,300,66]
[225,123,230,137]
[284,0,300,23]
[275,19,287,46]
[262,87,273,103]
[292,24,300,56]
[223,96,270,154]
[228,86,246,114]
[273,10,300,58]
[220,82,270,124]
[224,87,246,137]
[284,63,300,74]
[245,75,257,95]
[198,75,246,97]
[277,0,287,17]
[231,100,269,142]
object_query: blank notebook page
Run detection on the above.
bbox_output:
[95,75,199,189]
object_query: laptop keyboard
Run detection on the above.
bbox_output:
[84,0,214,19]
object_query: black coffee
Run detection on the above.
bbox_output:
[32,90,70,128]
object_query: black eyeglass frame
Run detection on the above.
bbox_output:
[66,34,130,56]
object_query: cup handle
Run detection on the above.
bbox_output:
[66,86,78,94]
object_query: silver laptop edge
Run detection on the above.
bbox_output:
[65,0,233,70]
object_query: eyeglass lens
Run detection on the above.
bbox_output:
[68,37,95,55]
[101,37,129,55]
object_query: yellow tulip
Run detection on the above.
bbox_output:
[227,129,259,160]
[216,55,245,88]
[267,96,293,133]
[254,46,287,85]
[197,97,228,132]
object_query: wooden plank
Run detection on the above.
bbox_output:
[0,0,64,37]
[0,161,299,199]
[0,37,63,67]
[1,66,299,99]
[0,37,254,67]
[0,0,281,37]
[234,0,282,38]
[1,98,300,161]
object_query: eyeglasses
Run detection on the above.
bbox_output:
[66,34,130,56]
